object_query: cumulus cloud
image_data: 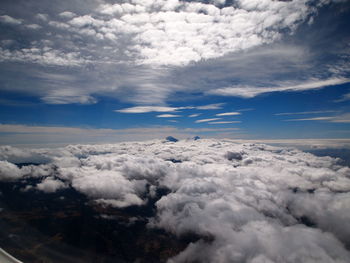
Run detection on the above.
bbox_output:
[36,177,67,193]
[58,11,76,19]
[71,169,146,208]
[0,47,87,66]
[0,139,350,261]
[90,0,327,66]
[0,160,24,181]
[0,15,22,25]
[0,145,52,164]
[2,0,342,67]
[35,13,48,21]
[24,24,42,30]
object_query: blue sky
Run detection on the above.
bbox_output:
[0,0,349,145]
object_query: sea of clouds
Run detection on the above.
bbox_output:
[1,139,350,262]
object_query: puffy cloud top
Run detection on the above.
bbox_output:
[0,139,350,262]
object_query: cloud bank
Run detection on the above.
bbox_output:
[0,139,350,262]
[0,0,349,105]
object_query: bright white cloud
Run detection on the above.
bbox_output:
[195,118,221,123]
[115,106,181,113]
[71,169,146,208]
[216,112,241,116]
[36,177,67,193]
[0,139,350,261]
[115,104,227,113]
[91,0,324,66]
[189,114,201,118]
[157,114,181,118]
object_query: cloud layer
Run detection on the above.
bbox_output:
[0,0,349,104]
[0,0,330,66]
[1,138,350,262]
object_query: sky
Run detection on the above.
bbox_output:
[0,0,350,145]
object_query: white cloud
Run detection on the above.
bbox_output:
[115,104,225,113]
[0,15,22,25]
[0,160,24,181]
[156,114,181,118]
[0,1,348,106]
[216,112,241,116]
[209,121,241,124]
[195,118,221,123]
[0,145,52,164]
[0,47,87,66]
[115,106,181,113]
[25,24,42,29]
[4,0,326,68]
[1,138,350,261]
[196,103,225,110]
[42,94,97,104]
[231,138,350,150]
[275,110,338,116]
[35,13,48,21]
[331,114,350,123]
[58,11,76,19]
[285,113,350,123]
[0,1,347,107]
[237,108,254,112]
[286,117,336,121]
[36,177,67,193]
[210,78,350,98]
[71,169,146,208]
[189,114,201,118]
[93,0,321,66]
